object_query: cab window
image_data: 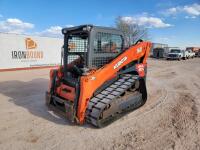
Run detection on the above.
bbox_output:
[94,32,123,53]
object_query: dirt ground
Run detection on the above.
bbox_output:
[0,58,200,150]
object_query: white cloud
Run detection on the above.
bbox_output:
[36,25,74,38]
[0,17,73,38]
[185,16,196,19]
[65,24,74,28]
[0,18,34,34]
[44,26,62,34]
[183,3,200,16]
[121,16,172,28]
[36,26,62,38]
[164,3,200,18]
[165,7,179,15]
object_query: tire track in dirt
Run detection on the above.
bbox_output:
[113,87,169,127]
[108,69,199,150]
[110,92,199,150]
[170,92,199,150]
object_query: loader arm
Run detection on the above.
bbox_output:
[77,41,151,123]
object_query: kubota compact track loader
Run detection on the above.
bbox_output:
[46,25,152,127]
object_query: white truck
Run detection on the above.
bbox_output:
[187,49,195,58]
[182,50,189,60]
[167,49,183,60]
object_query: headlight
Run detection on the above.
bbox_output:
[83,26,91,31]
[63,29,67,34]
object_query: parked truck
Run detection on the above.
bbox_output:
[187,49,195,58]
[167,48,183,60]
[182,50,189,60]
[186,47,200,57]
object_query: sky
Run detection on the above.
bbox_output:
[0,0,200,48]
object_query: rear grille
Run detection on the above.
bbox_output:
[168,54,177,57]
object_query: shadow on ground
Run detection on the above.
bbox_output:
[0,78,88,127]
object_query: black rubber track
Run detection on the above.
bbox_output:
[86,74,144,127]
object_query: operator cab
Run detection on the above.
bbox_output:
[61,25,124,79]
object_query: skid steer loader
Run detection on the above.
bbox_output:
[46,25,152,127]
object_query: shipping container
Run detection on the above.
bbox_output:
[151,43,168,58]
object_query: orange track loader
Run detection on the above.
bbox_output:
[46,25,152,127]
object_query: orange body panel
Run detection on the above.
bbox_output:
[77,41,152,123]
[56,84,76,101]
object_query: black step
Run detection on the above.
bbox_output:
[110,84,119,88]
[118,79,126,82]
[111,91,122,97]
[100,98,111,104]
[90,108,100,118]
[94,102,106,110]
[106,94,116,99]
[127,79,135,83]
[105,87,114,92]
[123,82,132,86]
[101,90,110,95]
[96,94,105,99]
[114,81,122,85]
[90,97,100,103]
[115,88,125,92]
[120,85,129,89]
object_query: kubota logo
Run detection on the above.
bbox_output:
[11,37,43,60]
[113,56,127,69]
[25,38,37,49]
